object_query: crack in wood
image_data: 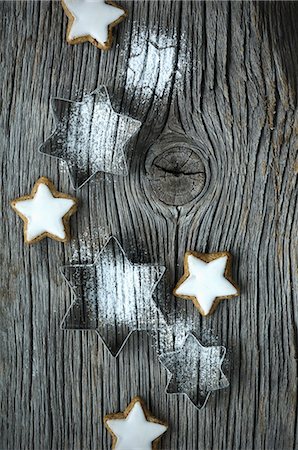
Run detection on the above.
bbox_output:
[145,136,207,206]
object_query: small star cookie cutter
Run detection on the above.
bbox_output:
[60,236,166,357]
[40,86,142,189]
[159,333,229,409]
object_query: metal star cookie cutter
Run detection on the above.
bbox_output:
[39,86,142,189]
[159,333,229,409]
[60,236,166,357]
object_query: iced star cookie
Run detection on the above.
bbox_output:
[104,397,168,450]
[174,251,239,316]
[62,0,127,50]
[11,177,78,244]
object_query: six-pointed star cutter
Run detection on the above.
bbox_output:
[159,333,229,409]
[60,236,166,357]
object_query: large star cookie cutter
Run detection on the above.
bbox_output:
[60,236,166,357]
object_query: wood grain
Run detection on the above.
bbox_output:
[0,1,297,449]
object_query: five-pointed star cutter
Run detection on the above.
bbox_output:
[159,333,229,409]
[39,86,141,189]
[60,236,166,357]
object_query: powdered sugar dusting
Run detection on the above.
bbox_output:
[123,23,189,104]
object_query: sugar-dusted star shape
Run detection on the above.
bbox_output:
[173,251,239,316]
[40,86,142,189]
[104,397,168,450]
[61,236,166,356]
[11,177,78,244]
[159,333,229,409]
[62,0,127,50]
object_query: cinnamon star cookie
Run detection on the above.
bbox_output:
[104,397,168,450]
[62,0,127,50]
[11,177,78,244]
[174,251,239,316]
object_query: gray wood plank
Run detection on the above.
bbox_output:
[0,1,297,449]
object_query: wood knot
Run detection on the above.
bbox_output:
[145,129,206,206]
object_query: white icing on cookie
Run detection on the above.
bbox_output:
[176,255,237,315]
[106,401,167,450]
[64,0,125,45]
[14,183,75,242]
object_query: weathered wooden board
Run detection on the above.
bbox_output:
[0,1,297,449]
